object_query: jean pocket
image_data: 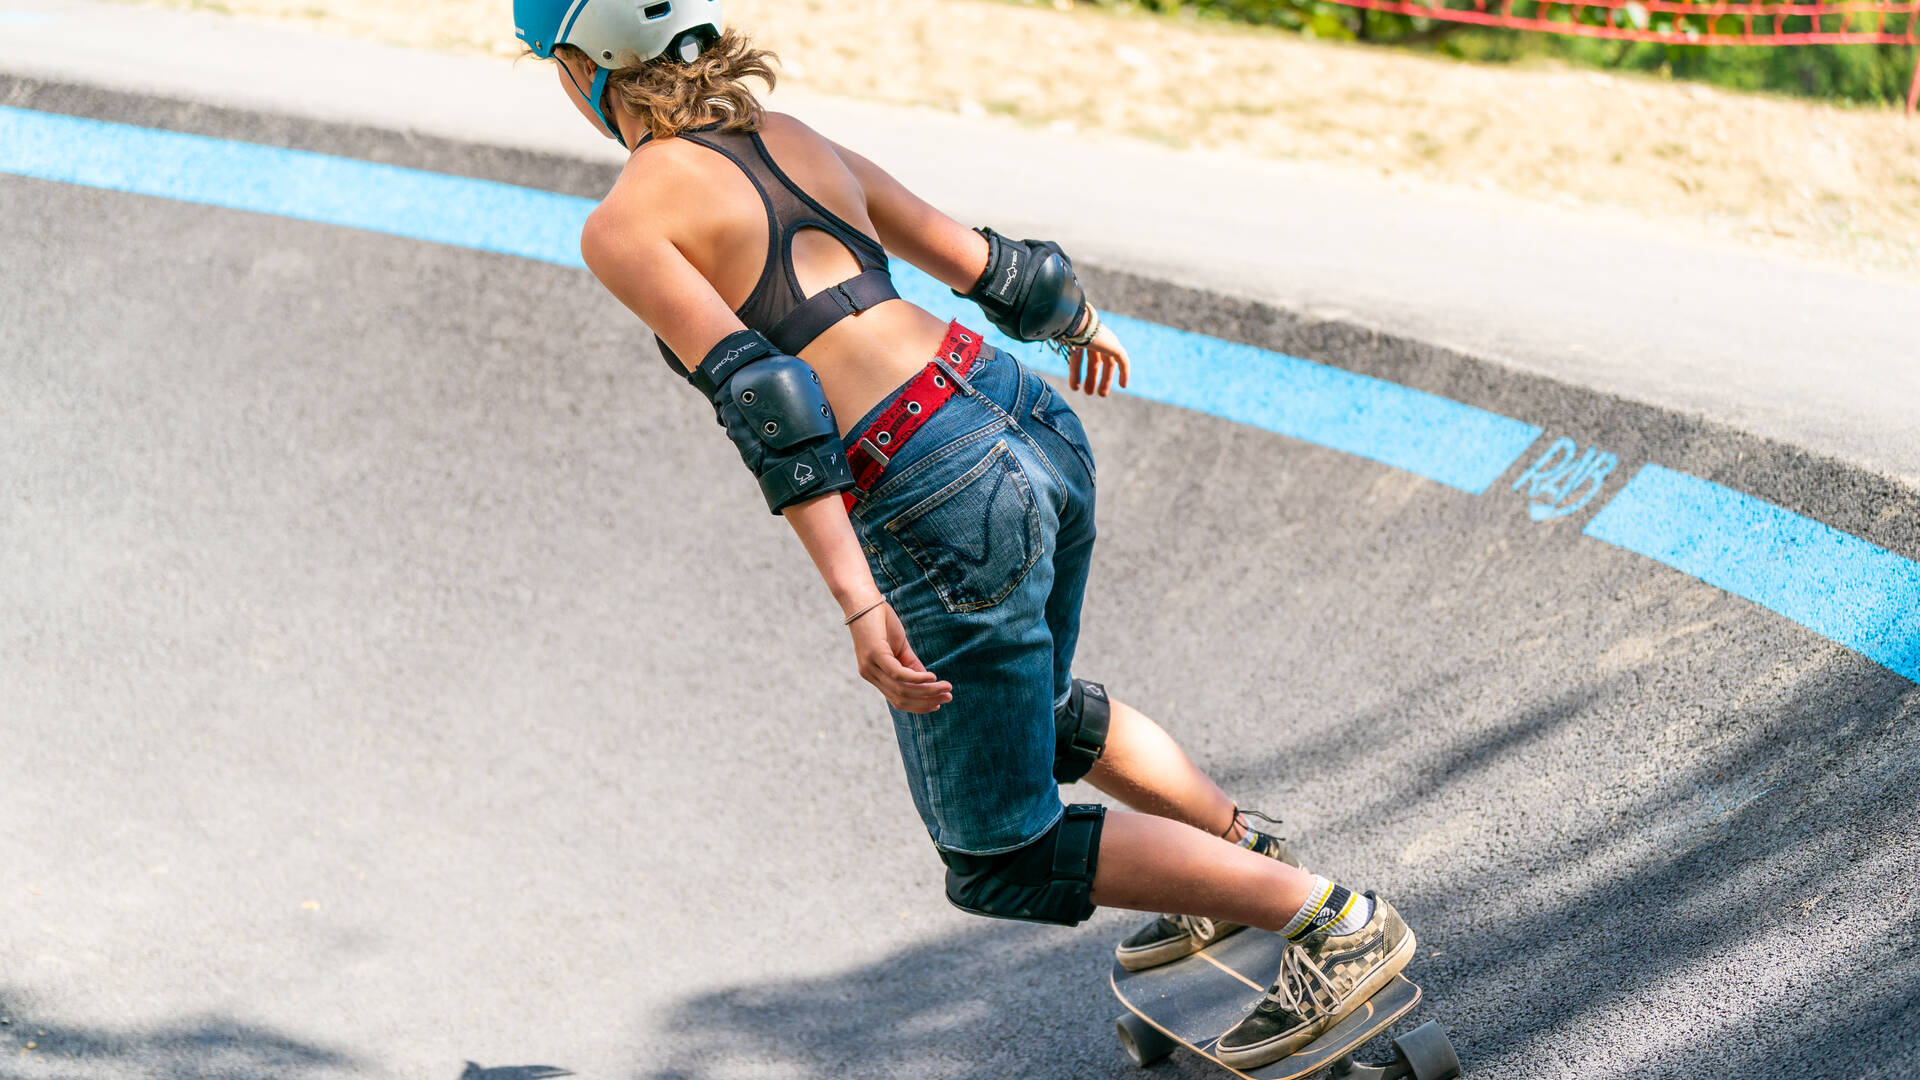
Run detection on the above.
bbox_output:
[884,439,1043,614]
[1029,380,1097,482]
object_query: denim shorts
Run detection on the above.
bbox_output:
[842,338,1099,856]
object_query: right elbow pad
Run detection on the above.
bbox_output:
[688,330,856,514]
[955,227,1088,343]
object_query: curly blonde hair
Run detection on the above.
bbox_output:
[549,29,776,141]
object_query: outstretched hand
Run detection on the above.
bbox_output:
[1066,321,1131,397]
[849,600,952,713]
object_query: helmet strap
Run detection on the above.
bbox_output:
[560,59,627,149]
[589,65,627,149]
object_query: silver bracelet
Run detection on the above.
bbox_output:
[842,597,887,626]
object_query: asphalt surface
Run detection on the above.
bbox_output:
[4,35,1920,1080]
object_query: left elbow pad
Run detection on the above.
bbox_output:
[688,330,856,514]
[955,227,1088,343]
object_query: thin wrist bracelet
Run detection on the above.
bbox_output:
[1062,305,1101,347]
[843,597,887,626]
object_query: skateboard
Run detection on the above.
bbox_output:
[1109,927,1460,1079]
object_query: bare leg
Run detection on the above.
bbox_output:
[1090,809,1311,932]
[1081,696,1317,930]
[1083,696,1249,841]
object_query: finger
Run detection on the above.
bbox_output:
[897,689,953,711]
[890,681,953,711]
[1117,353,1130,389]
[1099,355,1114,396]
[897,676,941,691]
[875,647,939,682]
[891,669,952,695]
[1067,347,1084,391]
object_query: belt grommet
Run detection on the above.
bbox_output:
[948,352,963,365]
[906,400,921,414]
[876,430,892,445]
[933,375,947,388]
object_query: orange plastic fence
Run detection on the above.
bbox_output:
[1324,0,1920,111]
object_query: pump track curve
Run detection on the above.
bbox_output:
[2,75,1917,1080]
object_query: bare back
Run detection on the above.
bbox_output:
[618,112,951,434]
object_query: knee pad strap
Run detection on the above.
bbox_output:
[1053,678,1111,783]
[939,804,1106,927]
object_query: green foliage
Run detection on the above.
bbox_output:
[1081,0,1920,104]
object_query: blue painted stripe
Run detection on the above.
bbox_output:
[0,104,1542,495]
[1586,464,1920,683]
[891,264,1542,494]
[0,106,593,267]
[6,105,1916,681]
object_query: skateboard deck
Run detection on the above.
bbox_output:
[1109,927,1458,1079]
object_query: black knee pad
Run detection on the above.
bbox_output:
[939,804,1106,927]
[1052,678,1111,783]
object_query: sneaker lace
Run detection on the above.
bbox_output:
[1262,943,1340,1019]
[1240,808,1287,832]
[1173,914,1220,942]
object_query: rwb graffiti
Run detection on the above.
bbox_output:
[1513,437,1618,521]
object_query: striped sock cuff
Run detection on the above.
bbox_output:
[1280,876,1331,938]
[1282,879,1358,941]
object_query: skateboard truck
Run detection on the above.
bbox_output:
[1326,1020,1459,1080]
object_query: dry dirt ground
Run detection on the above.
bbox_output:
[119,0,1920,280]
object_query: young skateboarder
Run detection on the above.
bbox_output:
[512,0,1415,1065]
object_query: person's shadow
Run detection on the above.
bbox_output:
[460,1064,572,1080]
[637,659,1920,1080]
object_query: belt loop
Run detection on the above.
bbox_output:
[932,353,974,397]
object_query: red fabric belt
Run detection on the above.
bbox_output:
[842,320,985,514]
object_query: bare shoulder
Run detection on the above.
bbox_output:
[610,137,713,208]
[582,139,708,252]
[758,111,859,174]
[758,110,815,139]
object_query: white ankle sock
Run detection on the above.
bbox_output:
[1326,894,1373,936]
[1280,877,1373,940]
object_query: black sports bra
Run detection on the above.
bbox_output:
[642,125,897,376]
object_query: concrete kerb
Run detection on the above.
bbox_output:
[9,71,1912,563]
[10,0,1920,491]
[1078,264,1920,559]
[8,70,1920,689]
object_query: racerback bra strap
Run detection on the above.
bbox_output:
[634,125,897,374]
[763,267,899,355]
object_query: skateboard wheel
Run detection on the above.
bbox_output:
[1392,1021,1460,1080]
[1114,1012,1176,1067]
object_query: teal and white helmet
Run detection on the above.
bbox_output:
[514,0,723,145]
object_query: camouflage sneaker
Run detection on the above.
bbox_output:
[1215,892,1416,1070]
[1113,833,1302,972]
